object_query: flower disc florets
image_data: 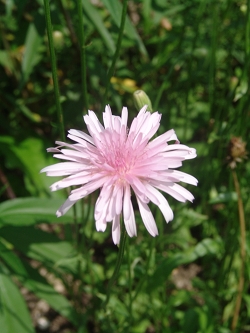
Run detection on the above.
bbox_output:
[41,105,198,244]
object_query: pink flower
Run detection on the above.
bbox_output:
[41,105,197,244]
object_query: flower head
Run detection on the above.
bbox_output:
[227,136,248,169]
[41,105,198,244]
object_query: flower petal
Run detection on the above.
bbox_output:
[40,162,86,176]
[96,219,107,232]
[123,184,137,237]
[144,183,174,222]
[56,198,78,217]
[69,176,108,200]
[136,197,158,236]
[68,129,94,145]
[112,215,121,245]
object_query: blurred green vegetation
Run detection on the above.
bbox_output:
[0,0,249,332]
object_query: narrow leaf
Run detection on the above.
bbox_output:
[0,265,35,333]
[82,0,115,54]
[0,241,80,325]
[0,198,74,226]
[0,226,78,275]
[102,0,148,57]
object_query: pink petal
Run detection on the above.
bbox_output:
[69,176,108,200]
[144,183,174,222]
[136,197,158,236]
[147,129,178,150]
[56,198,78,217]
[112,215,121,245]
[96,219,107,232]
[40,162,86,176]
[123,184,137,237]
[103,105,112,129]
[68,129,94,145]
[121,107,128,127]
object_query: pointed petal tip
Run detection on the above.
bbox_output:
[166,215,174,223]
[56,210,62,217]
[40,167,46,173]
[50,184,56,191]
[96,220,107,232]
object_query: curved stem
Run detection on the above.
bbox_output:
[104,222,127,307]
[103,0,128,106]
[231,169,246,331]
[44,0,65,141]
[76,0,89,112]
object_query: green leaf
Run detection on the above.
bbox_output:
[0,241,80,325]
[147,238,222,292]
[0,226,78,275]
[11,137,50,196]
[5,0,15,17]
[0,198,73,227]
[182,309,199,333]
[192,238,222,258]
[0,50,14,72]
[209,191,238,204]
[82,0,115,54]
[21,12,45,86]
[0,136,60,196]
[101,0,148,57]
[0,264,35,333]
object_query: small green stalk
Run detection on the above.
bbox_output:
[44,0,65,141]
[103,0,128,106]
[104,223,127,307]
[76,0,88,112]
[231,169,246,331]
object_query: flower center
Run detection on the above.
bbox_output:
[108,144,131,175]
[99,135,137,179]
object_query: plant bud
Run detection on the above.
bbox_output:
[133,90,153,112]
[227,137,248,169]
[53,31,64,50]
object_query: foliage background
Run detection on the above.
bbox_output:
[0,0,249,332]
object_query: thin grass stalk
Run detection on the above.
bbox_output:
[43,0,65,141]
[236,0,250,136]
[103,0,128,106]
[209,0,217,119]
[183,0,206,140]
[76,0,88,111]
[231,169,246,331]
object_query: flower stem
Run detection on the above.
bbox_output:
[231,169,246,331]
[132,237,155,302]
[126,237,133,325]
[76,0,88,112]
[103,0,128,106]
[104,222,127,307]
[44,0,65,141]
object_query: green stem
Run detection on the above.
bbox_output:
[44,0,65,141]
[231,169,246,331]
[76,0,88,111]
[104,222,127,307]
[209,0,218,119]
[126,237,133,324]
[132,237,155,302]
[103,0,128,106]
